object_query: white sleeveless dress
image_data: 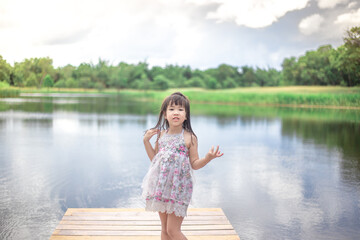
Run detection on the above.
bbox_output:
[141,129,194,217]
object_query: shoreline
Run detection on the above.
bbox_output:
[189,100,360,110]
[1,86,359,110]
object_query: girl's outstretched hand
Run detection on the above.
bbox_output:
[144,128,159,142]
[205,145,224,162]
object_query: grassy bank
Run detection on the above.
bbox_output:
[16,86,360,108]
[0,82,20,97]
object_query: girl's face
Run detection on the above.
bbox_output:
[164,103,187,127]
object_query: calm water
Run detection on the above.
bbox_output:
[0,94,359,240]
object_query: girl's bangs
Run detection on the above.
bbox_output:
[168,95,187,107]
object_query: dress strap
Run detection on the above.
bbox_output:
[165,128,184,136]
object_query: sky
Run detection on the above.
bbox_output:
[0,0,359,70]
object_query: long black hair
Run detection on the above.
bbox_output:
[152,92,197,143]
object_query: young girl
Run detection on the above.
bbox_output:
[142,92,223,240]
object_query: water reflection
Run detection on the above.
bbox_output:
[0,95,158,115]
[0,95,359,240]
[1,95,360,122]
[282,119,360,185]
[22,118,53,128]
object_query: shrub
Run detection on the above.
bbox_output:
[42,74,54,88]
[54,79,66,88]
[152,75,170,90]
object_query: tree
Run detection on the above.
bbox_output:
[65,78,78,88]
[13,63,25,87]
[94,82,105,92]
[25,73,38,87]
[0,55,12,84]
[79,77,93,89]
[281,57,298,85]
[94,59,110,87]
[129,62,150,89]
[266,68,281,86]
[184,77,206,88]
[113,62,132,89]
[54,79,66,88]
[58,64,76,82]
[299,45,334,85]
[344,26,360,48]
[35,57,55,88]
[152,75,170,90]
[279,26,359,87]
[133,73,151,90]
[204,75,220,89]
[12,57,54,88]
[206,64,241,88]
[341,26,360,86]
[2,26,359,90]
[42,74,54,88]
[110,73,127,90]
[239,66,256,86]
[223,77,238,88]
[161,65,188,87]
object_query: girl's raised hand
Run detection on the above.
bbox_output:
[144,128,159,142]
[205,145,224,162]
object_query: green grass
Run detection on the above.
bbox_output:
[15,86,360,108]
[190,103,360,123]
[2,86,359,123]
[178,87,360,107]
[0,82,20,97]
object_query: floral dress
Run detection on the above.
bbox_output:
[141,129,194,217]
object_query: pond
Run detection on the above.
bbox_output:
[0,93,359,240]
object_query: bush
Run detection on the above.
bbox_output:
[79,77,93,89]
[184,77,206,88]
[25,74,38,87]
[0,81,20,97]
[94,82,105,92]
[152,75,170,90]
[65,78,79,88]
[0,81,10,88]
[54,79,66,88]
[223,77,238,88]
[205,77,220,89]
[42,74,54,88]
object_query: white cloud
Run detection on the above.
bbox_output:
[335,8,360,26]
[0,0,201,66]
[188,0,310,28]
[299,14,325,35]
[348,2,358,8]
[317,0,349,9]
[0,0,349,69]
[186,0,210,5]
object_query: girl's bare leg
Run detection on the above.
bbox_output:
[158,212,171,240]
[167,213,188,240]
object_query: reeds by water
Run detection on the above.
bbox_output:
[15,86,360,108]
[0,88,20,97]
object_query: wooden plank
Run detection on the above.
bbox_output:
[188,208,223,212]
[59,219,231,226]
[64,208,145,215]
[53,229,238,236]
[56,224,234,231]
[50,235,240,240]
[70,211,224,216]
[61,215,227,221]
[51,208,240,240]
[65,208,222,214]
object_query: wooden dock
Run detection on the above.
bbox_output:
[50,208,240,240]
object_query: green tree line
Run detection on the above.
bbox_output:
[0,26,359,90]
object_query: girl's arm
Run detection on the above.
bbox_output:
[188,135,224,170]
[143,129,160,161]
